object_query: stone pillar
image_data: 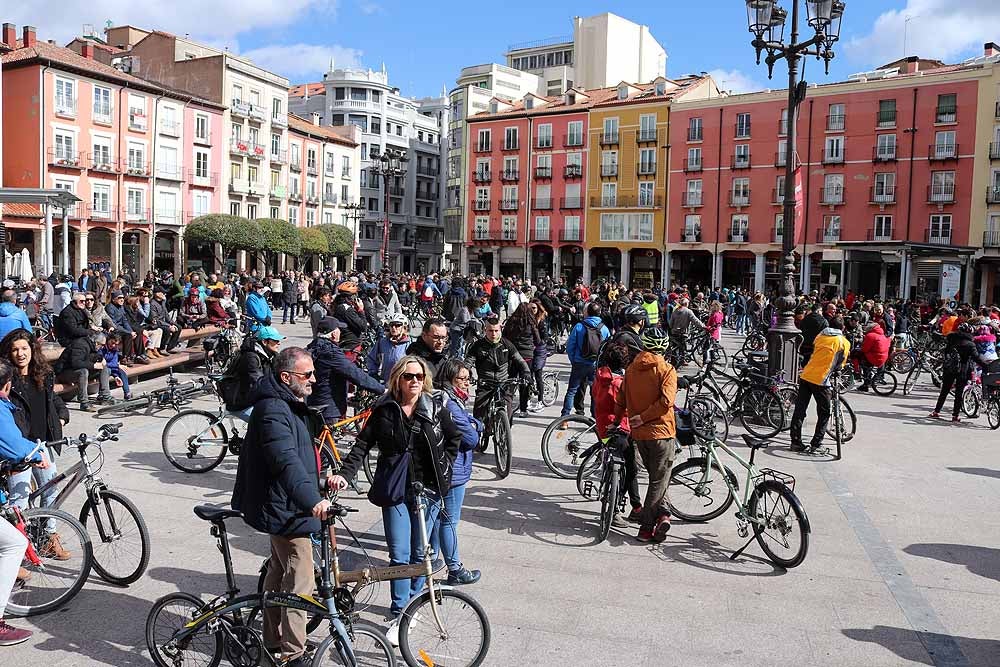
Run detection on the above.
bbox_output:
[754,253,765,293]
[33,227,44,278]
[878,262,888,299]
[900,252,911,301]
[662,250,671,288]
[76,231,89,277]
[713,252,724,288]
[491,249,500,278]
[113,226,123,276]
[980,263,990,307]
[582,247,592,285]
[619,249,631,285]
[524,247,532,283]
[43,207,53,276]
[839,253,847,297]
[963,256,975,303]
[553,247,562,282]
[800,253,812,293]
[61,210,70,274]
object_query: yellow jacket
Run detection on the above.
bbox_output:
[800,328,850,386]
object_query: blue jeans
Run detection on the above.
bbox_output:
[431,483,467,572]
[282,302,296,323]
[381,494,441,616]
[10,446,59,532]
[109,367,130,398]
[561,362,595,417]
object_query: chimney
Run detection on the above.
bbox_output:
[901,56,919,74]
[81,41,94,59]
[986,42,1000,57]
[22,25,36,48]
[1,23,15,48]
[311,112,321,126]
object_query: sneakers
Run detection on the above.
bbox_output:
[611,513,631,528]
[928,412,941,419]
[515,410,529,418]
[384,619,400,647]
[636,527,655,543]
[135,355,151,365]
[790,442,807,452]
[79,402,93,413]
[0,620,32,646]
[626,505,643,524]
[952,416,961,423]
[652,515,671,543]
[39,533,71,561]
[446,567,481,585]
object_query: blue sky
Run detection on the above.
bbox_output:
[10,1,1000,97]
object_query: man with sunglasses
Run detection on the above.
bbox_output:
[307,317,385,424]
[407,317,450,387]
[365,313,411,384]
[465,316,530,423]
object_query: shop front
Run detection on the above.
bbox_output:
[629,248,661,290]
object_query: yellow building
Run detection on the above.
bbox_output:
[584,76,715,287]
[971,43,1000,303]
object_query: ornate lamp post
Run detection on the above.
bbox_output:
[367,147,408,272]
[745,0,845,378]
[342,201,366,271]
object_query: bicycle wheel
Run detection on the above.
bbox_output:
[145,591,222,667]
[825,396,856,443]
[738,387,784,439]
[398,588,490,667]
[540,373,559,407]
[540,415,596,479]
[747,331,766,351]
[79,488,150,585]
[162,410,230,473]
[747,481,810,568]
[597,464,618,543]
[96,394,152,416]
[871,369,897,396]
[961,385,981,418]
[363,445,378,486]
[667,458,737,522]
[890,350,914,374]
[986,396,1000,430]
[687,395,729,443]
[575,448,604,499]
[903,368,922,395]
[710,342,728,369]
[775,386,797,431]
[493,411,512,479]
[311,621,397,666]
[6,507,94,616]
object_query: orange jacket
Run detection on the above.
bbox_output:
[615,351,677,441]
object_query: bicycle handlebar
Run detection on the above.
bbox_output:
[46,422,123,451]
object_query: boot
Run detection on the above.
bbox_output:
[39,533,71,561]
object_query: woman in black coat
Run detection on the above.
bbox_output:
[930,322,982,421]
[502,302,542,416]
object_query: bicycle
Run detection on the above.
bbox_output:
[681,358,787,439]
[903,349,944,395]
[96,367,214,416]
[837,362,898,396]
[202,322,244,375]
[667,413,811,568]
[2,442,94,617]
[476,378,524,479]
[145,503,395,667]
[28,422,149,585]
[540,414,597,479]
[33,310,57,343]
[577,429,631,543]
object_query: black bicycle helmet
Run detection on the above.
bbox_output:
[621,303,647,325]
[639,327,669,352]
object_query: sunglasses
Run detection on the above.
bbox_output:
[429,334,448,341]
[401,372,425,382]
[287,370,315,379]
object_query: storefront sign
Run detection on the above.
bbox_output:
[940,263,961,299]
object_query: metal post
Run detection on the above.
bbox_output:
[382,177,391,271]
[61,208,70,274]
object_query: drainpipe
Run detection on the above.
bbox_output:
[661,140,671,285]
[39,63,52,276]
[525,116,533,280]
[148,93,164,277]
[800,99,814,291]
[713,106,723,285]
[900,87,919,300]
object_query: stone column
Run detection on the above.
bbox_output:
[553,247,562,282]
[879,262,888,299]
[619,249,631,285]
[524,247,532,282]
[661,250,671,288]
[43,206,53,276]
[61,210,70,274]
[754,253,765,293]
[582,247,592,285]
[800,253,812,293]
[713,252,724,288]
[839,253,847,297]
[491,249,500,278]
[980,263,990,307]
[900,252,911,301]
[963,256,975,303]
[113,225,123,276]
[76,230,89,277]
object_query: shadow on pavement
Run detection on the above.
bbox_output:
[903,543,1000,583]
[842,625,1000,666]
[947,467,1000,480]
[119,449,238,500]
[651,532,785,577]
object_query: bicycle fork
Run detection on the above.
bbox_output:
[86,483,123,544]
[415,494,449,639]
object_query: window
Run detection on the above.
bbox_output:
[290,176,299,194]
[654,80,667,95]
[564,216,581,241]
[128,95,146,129]
[54,131,75,161]
[534,216,550,240]
[396,125,403,136]
[195,114,209,141]
[934,130,956,158]
[602,117,619,142]
[324,212,333,225]
[307,179,316,198]
[686,179,703,206]
[601,182,617,207]
[779,108,788,135]
[231,162,243,181]
[878,99,896,127]
[342,185,349,202]
[291,144,300,165]
[734,144,750,168]
[874,173,895,202]
[567,121,583,146]
[159,146,178,178]
[248,165,259,185]
[823,215,841,241]
[159,192,178,222]
[232,84,243,104]
[195,192,210,217]
[776,139,788,166]
[775,175,786,203]
[231,123,242,142]
[474,216,489,240]
[91,139,112,168]
[271,170,281,188]
[230,202,241,216]
[536,154,551,176]
[501,216,517,241]
[289,206,298,226]
[475,187,490,209]
[271,133,281,157]
[127,143,145,171]
[639,114,657,141]
[477,129,491,151]
[736,112,751,138]
[774,214,785,239]
[931,171,955,201]
[306,210,315,226]
[732,178,750,206]
[272,98,282,120]
[342,155,351,178]
[192,151,208,179]
[930,214,952,241]
[599,213,653,241]
[638,182,655,207]
[824,136,844,163]
[503,156,518,178]
[823,174,844,203]
[350,88,367,101]
[687,147,702,170]
[601,150,618,176]
[876,134,897,160]
[730,215,749,241]
[504,127,518,150]
[127,189,144,217]
[93,86,112,122]
[334,88,346,100]
[936,94,957,123]
[683,215,701,240]
[307,149,317,170]
[502,185,518,208]
[827,103,845,131]
[248,127,259,146]
[537,124,552,148]
[639,148,656,174]
[688,117,703,141]
[566,152,582,169]
[250,90,261,107]
[271,206,280,219]
[371,117,381,134]
[874,215,893,240]
[55,78,76,115]
[92,184,111,216]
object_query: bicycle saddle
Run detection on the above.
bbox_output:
[193,505,242,523]
[742,434,769,450]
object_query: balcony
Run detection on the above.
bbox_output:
[416,165,437,177]
[289,160,302,173]
[870,186,896,204]
[563,134,584,148]
[925,229,952,245]
[987,187,1000,205]
[125,207,150,223]
[246,143,267,159]
[534,197,553,210]
[342,168,352,179]
[817,228,841,244]
[820,186,845,205]
[564,165,583,178]
[530,227,551,242]
[415,189,438,202]
[600,132,619,146]
[473,228,518,243]
[730,191,750,207]
[778,118,788,136]
[473,170,492,183]
[735,122,751,139]
[231,101,251,117]
[194,132,212,146]
[48,148,84,169]
[873,146,897,162]
[89,155,119,174]
[93,109,113,126]
[559,228,583,243]
[306,194,320,206]
[288,189,303,202]
[248,105,267,123]
[688,128,703,142]
[155,209,183,226]
[535,166,552,179]
[88,205,119,221]
[637,162,656,176]
[935,107,957,124]
[990,143,1000,160]
[928,144,958,161]
[600,164,618,177]
[323,192,338,205]
[158,119,180,137]
[822,149,845,164]
[826,114,846,131]
[128,112,147,131]
[867,228,894,242]
[271,149,288,165]
[636,128,660,143]
[927,185,956,204]
[388,186,405,197]
[728,230,749,243]
[683,158,702,172]
[271,113,288,127]
[502,141,519,152]
[984,231,1000,247]
[775,151,788,167]
[306,164,319,176]
[123,160,151,177]
[682,192,704,207]
[681,230,702,243]
[55,98,78,119]
[590,196,618,208]
[731,154,751,170]
[500,170,519,182]
[473,200,491,212]
[559,197,582,209]
[155,164,185,181]
[474,142,491,153]
[270,185,287,200]
[230,139,251,156]
[498,199,519,211]
[771,188,785,205]
[877,109,897,128]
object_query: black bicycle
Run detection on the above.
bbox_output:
[476,378,525,479]
[580,429,630,543]
[96,368,214,416]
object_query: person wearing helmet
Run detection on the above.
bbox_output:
[792,316,850,452]
[366,313,412,384]
[930,321,981,421]
[856,320,890,392]
[333,282,367,354]
[612,325,677,543]
[217,325,283,415]
[309,317,385,423]
[599,303,646,368]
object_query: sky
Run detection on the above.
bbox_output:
[5,1,1000,98]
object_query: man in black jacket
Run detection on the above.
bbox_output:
[407,318,449,386]
[54,292,112,411]
[232,348,329,667]
[331,283,367,352]
[798,302,829,363]
[220,326,283,414]
[307,317,384,423]
[464,317,530,421]
[149,287,181,353]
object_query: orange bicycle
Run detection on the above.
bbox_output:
[318,409,377,491]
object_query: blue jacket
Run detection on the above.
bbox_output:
[105,302,133,333]
[0,302,32,340]
[0,398,43,465]
[365,335,410,383]
[567,315,609,366]
[245,292,271,326]
[306,337,385,423]
[442,387,481,488]
[100,347,121,370]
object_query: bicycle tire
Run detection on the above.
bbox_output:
[493,411,512,479]
[597,463,618,543]
[575,448,604,499]
[667,458,738,522]
[162,410,230,473]
[872,370,897,396]
[96,394,153,416]
[540,415,596,479]
[687,395,730,443]
[746,331,766,351]
[961,385,981,418]
[145,591,222,667]
[987,396,1000,430]
[79,488,150,585]
[540,373,559,408]
[398,588,491,667]
[903,367,921,395]
[747,480,810,568]
[6,507,94,617]
[363,446,378,486]
[311,620,397,666]
[889,349,914,374]
[775,386,797,431]
[825,397,856,443]
[739,387,784,439]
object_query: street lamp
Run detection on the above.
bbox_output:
[342,201,366,271]
[745,0,845,379]
[367,147,408,272]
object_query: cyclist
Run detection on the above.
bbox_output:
[465,316,530,423]
[640,290,660,328]
[561,302,610,418]
[600,303,646,366]
[668,298,703,367]
[790,315,850,452]
[366,313,412,384]
[855,321,890,392]
[331,282,368,358]
[218,325,284,418]
[308,317,385,424]
[613,327,678,543]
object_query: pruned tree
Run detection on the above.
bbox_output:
[183,214,261,270]
[255,218,302,269]
[315,223,355,261]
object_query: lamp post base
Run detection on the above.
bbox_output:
[767,270,802,381]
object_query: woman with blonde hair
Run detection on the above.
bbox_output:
[331,355,460,644]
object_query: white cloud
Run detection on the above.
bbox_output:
[241,43,363,81]
[845,0,1000,67]
[706,69,767,95]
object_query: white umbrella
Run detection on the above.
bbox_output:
[17,248,33,282]
[4,250,12,279]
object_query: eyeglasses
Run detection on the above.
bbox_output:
[455,375,471,383]
[401,372,425,382]
[429,334,448,341]
[287,370,315,379]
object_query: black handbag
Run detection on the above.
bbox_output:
[367,421,417,508]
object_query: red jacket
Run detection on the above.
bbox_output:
[861,323,890,367]
[593,366,629,439]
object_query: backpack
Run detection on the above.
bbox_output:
[217,348,248,410]
[942,347,963,376]
[579,322,603,361]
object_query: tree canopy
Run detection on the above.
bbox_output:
[300,227,329,256]
[315,223,355,258]
[184,215,263,265]
[255,218,302,258]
